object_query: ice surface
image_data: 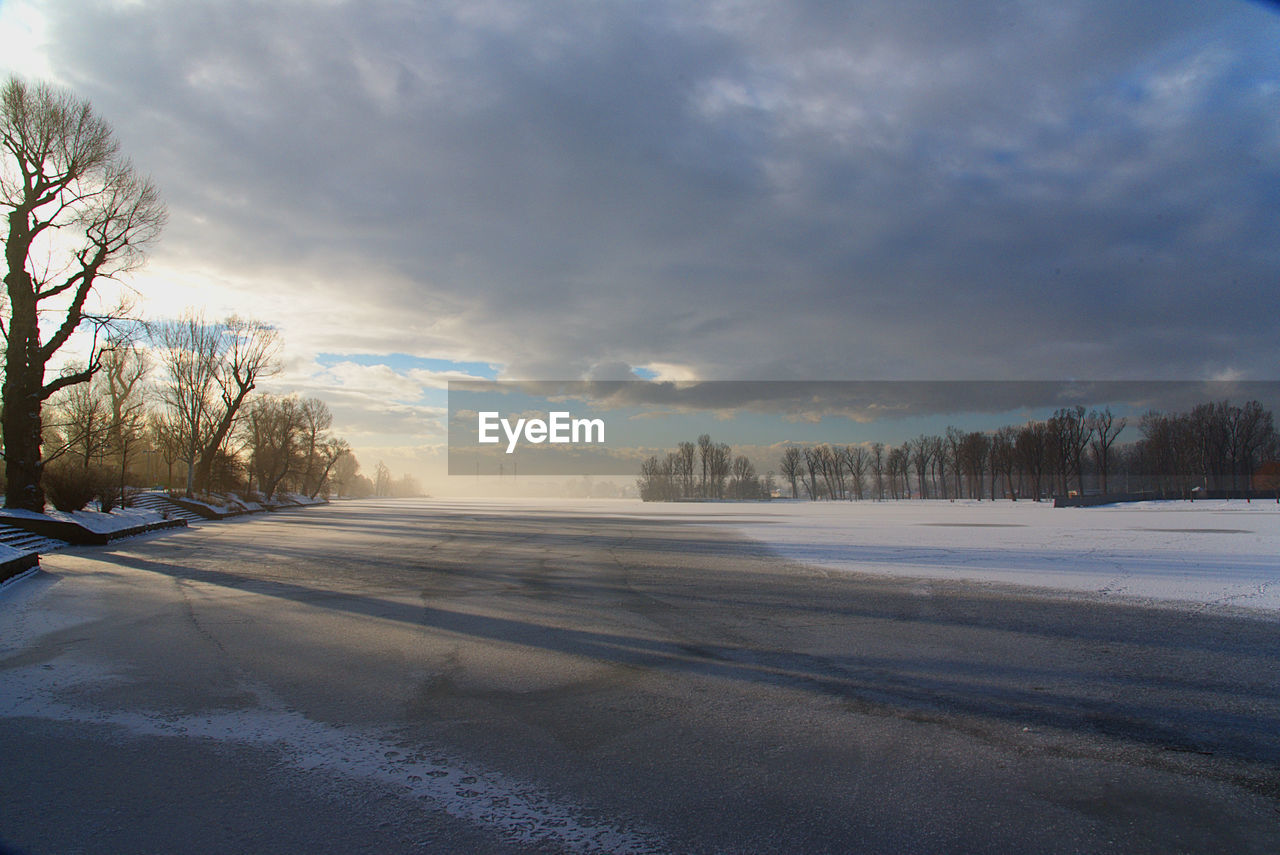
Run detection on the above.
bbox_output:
[438,498,1280,611]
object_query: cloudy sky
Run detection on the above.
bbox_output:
[1,0,1277,485]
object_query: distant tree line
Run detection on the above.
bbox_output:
[1131,401,1276,496]
[372,460,424,499]
[639,401,1278,503]
[637,433,776,501]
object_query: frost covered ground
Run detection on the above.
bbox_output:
[442,497,1280,612]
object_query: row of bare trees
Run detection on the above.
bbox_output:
[1133,401,1276,495]
[775,401,1276,502]
[640,400,1276,504]
[35,313,375,510]
[637,433,773,501]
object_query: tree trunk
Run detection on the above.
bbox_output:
[3,256,45,510]
[194,386,252,492]
[1,369,45,511]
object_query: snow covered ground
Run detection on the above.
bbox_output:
[437,497,1280,612]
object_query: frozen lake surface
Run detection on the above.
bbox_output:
[443,498,1280,612]
[4,497,1278,853]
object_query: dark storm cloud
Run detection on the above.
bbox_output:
[451,379,1280,422]
[26,0,1280,380]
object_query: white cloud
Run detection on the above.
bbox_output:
[0,1,55,81]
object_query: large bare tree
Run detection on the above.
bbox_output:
[1,77,165,509]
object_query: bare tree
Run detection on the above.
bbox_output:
[1016,421,1050,501]
[330,448,361,498]
[638,455,673,501]
[153,314,279,496]
[959,431,990,500]
[842,445,868,500]
[697,433,712,497]
[708,442,732,499]
[910,436,932,499]
[100,339,149,506]
[193,316,279,492]
[154,315,218,496]
[931,435,949,500]
[802,446,823,500]
[1049,406,1091,496]
[1,77,165,509]
[990,426,1017,499]
[818,445,843,500]
[1234,401,1276,491]
[728,454,758,499]
[243,394,306,500]
[307,437,350,499]
[945,426,964,500]
[374,461,392,497]
[148,410,181,489]
[675,441,696,499]
[870,442,885,500]
[1137,411,1177,494]
[779,446,802,499]
[297,397,334,496]
[1087,407,1126,494]
[887,444,910,499]
[45,382,110,469]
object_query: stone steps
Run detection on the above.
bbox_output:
[129,492,206,524]
[0,524,68,554]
